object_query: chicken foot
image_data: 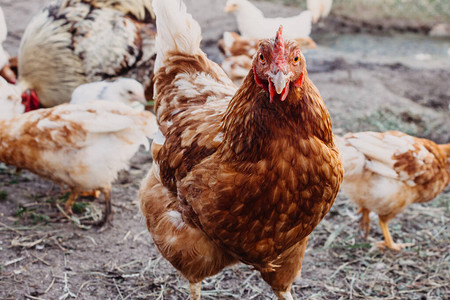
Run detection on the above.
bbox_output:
[84,187,112,226]
[64,187,112,226]
[376,218,414,251]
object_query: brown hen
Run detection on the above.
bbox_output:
[139,0,343,299]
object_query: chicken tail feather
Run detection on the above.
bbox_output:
[152,0,202,72]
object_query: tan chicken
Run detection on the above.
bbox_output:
[0,101,158,224]
[218,31,260,58]
[139,0,343,299]
[18,0,156,112]
[220,54,253,85]
[337,131,450,251]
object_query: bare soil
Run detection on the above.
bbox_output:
[1,0,449,299]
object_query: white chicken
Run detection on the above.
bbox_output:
[307,0,333,23]
[70,78,147,110]
[225,0,312,40]
[0,6,16,84]
[0,101,158,224]
[337,131,450,251]
[0,6,8,72]
[0,77,24,120]
[18,0,156,112]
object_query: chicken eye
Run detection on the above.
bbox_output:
[258,53,265,63]
[293,56,299,64]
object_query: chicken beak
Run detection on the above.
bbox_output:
[268,71,290,103]
[224,4,235,12]
[134,94,147,104]
[271,71,289,94]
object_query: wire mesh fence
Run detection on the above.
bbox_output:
[333,0,450,23]
[275,0,450,26]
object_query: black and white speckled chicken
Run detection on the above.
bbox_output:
[17,0,156,111]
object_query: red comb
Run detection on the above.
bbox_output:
[273,25,286,70]
[274,25,284,50]
[21,90,41,112]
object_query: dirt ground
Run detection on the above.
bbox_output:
[1,0,449,299]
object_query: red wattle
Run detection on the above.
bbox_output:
[30,90,40,110]
[253,66,267,92]
[268,80,276,103]
[280,84,289,102]
[294,72,304,88]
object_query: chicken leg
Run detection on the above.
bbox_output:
[189,282,201,300]
[376,218,413,251]
[64,191,79,215]
[103,187,112,223]
[274,289,294,300]
[64,187,112,226]
[358,207,371,238]
[260,237,309,300]
[88,186,112,226]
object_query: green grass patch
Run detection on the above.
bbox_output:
[14,205,50,225]
[333,242,372,250]
[354,107,427,137]
[72,202,89,214]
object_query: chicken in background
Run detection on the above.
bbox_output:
[0,6,16,84]
[0,77,24,120]
[218,31,260,58]
[225,0,312,40]
[218,31,316,84]
[18,0,157,112]
[220,54,253,85]
[337,131,450,251]
[70,77,148,199]
[70,78,147,111]
[0,101,158,225]
[307,0,333,23]
[218,31,316,58]
[139,0,343,298]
